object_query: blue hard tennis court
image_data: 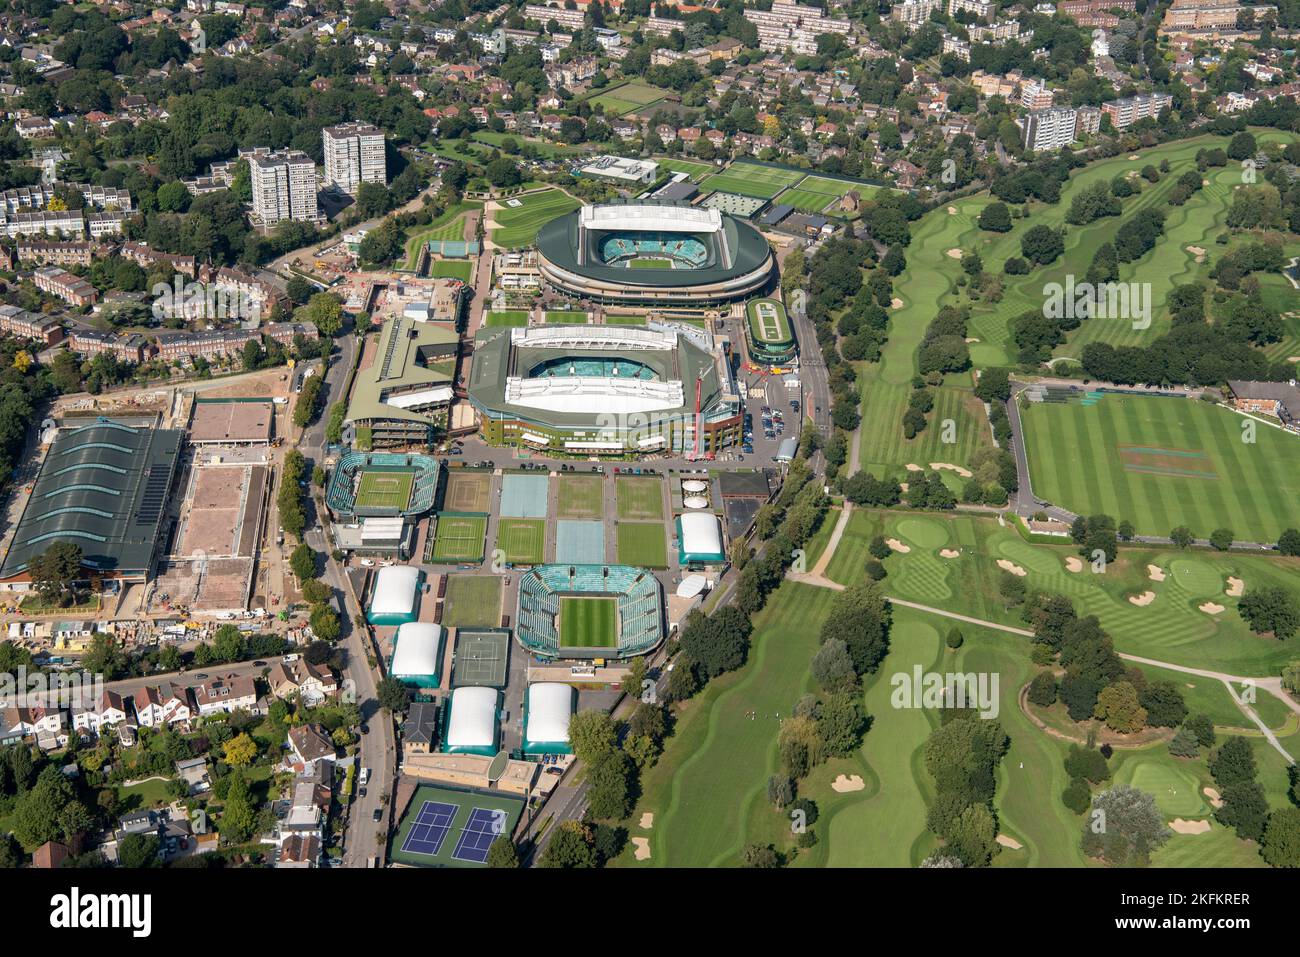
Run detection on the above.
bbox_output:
[451,807,507,864]
[400,800,458,856]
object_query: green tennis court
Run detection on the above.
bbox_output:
[497,518,545,565]
[355,470,415,510]
[559,596,618,648]
[431,514,487,562]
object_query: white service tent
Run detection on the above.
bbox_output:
[445,686,499,753]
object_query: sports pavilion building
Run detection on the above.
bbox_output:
[535,200,775,308]
[0,419,183,587]
[345,317,460,450]
[468,323,743,456]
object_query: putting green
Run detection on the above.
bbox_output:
[994,537,1064,576]
[1115,756,1207,818]
[1168,559,1226,599]
[894,517,950,551]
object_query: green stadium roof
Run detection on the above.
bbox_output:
[1,419,183,579]
[345,317,459,427]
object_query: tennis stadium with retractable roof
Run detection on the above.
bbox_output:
[535,200,774,306]
[0,418,182,585]
[469,322,744,455]
[392,783,523,868]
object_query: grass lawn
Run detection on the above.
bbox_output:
[401,202,477,269]
[118,776,173,811]
[616,522,667,568]
[613,581,838,866]
[427,260,473,281]
[778,187,840,213]
[587,81,668,116]
[1020,393,1300,543]
[354,470,414,511]
[615,476,663,520]
[491,188,580,248]
[545,309,587,323]
[745,297,793,346]
[628,257,673,269]
[559,596,617,647]
[442,575,502,628]
[497,517,545,565]
[605,314,647,325]
[655,156,716,181]
[430,514,488,563]
[471,130,580,159]
[556,473,603,519]
[701,163,801,199]
[484,310,530,327]
[825,508,1300,676]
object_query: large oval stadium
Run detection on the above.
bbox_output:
[535,200,775,306]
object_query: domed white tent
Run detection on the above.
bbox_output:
[442,686,500,756]
[390,622,444,689]
[523,683,575,755]
[676,512,724,564]
[367,565,422,625]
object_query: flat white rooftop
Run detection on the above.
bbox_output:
[580,203,722,234]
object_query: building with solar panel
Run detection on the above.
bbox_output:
[0,418,183,587]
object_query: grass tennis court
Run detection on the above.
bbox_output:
[354,470,415,511]
[587,81,668,115]
[1021,393,1300,542]
[779,186,840,213]
[391,784,522,868]
[656,157,715,182]
[701,162,803,199]
[442,575,502,629]
[430,514,487,562]
[427,260,473,281]
[617,522,667,568]
[615,476,664,520]
[497,518,545,565]
[559,595,618,648]
[442,471,491,513]
[557,473,604,519]
[484,310,529,327]
[629,257,673,269]
[491,188,580,248]
[545,309,588,323]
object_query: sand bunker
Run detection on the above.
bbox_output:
[639,812,654,829]
[995,834,1023,850]
[887,538,912,554]
[1148,564,1166,582]
[947,206,957,214]
[930,462,973,478]
[1128,153,1141,160]
[1170,819,1212,835]
[1202,179,1210,186]
[1226,577,1244,597]
[964,337,981,343]
[1187,245,1206,263]
[831,774,866,793]
[1129,590,1156,606]
[631,837,651,860]
[940,548,961,558]
[1204,787,1224,808]
[1199,602,1225,615]
[1065,556,1084,573]
[899,482,909,493]
[890,297,903,309]
[997,559,1027,577]
[946,248,963,259]
[905,463,923,472]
